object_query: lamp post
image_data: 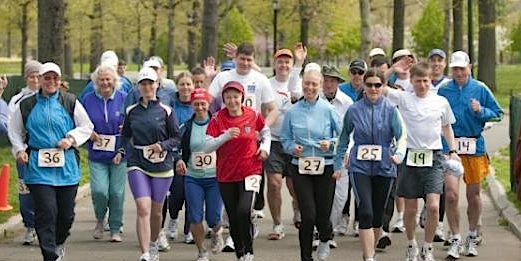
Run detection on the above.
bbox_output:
[272,0,280,57]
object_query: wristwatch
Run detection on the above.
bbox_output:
[449,150,458,155]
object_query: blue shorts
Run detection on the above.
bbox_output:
[185,176,223,227]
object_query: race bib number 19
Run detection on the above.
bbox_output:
[143,145,167,163]
[356,145,382,161]
[38,148,65,167]
[455,138,477,155]
[244,174,262,192]
[92,135,116,152]
[406,149,433,167]
[298,157,325,175]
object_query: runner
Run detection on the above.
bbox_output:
[338,59,368,101]
[333,69,407,261]
[437,51,503,259]
[280,63,341,261]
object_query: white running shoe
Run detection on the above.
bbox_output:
[464,235,479,257]
[351,221,359,237]
[243,253,255,261]
[317,241,330,261]
[22,228,37,245]
[268,224,285,240]
[405,244,419,261]
[157,230,170,251]
[376,232,392,250]
[328,239,337,249]
[433,222,445,242]
[447,238,463,259]
[139,252,151,261]
[184,232,195,244]
[334,214,348,236]
[419,207,426,229]
[421,245,435,261]
[196,250,209,261]
[55,244,65,260]
[150,241,160,261]
[252,209,265,219]
[210,227,224,253]
[392,217,405,233]
[93,220,104,240]
[222,235,235,252]
[167,219,178,240]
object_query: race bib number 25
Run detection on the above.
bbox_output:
[356,145,382,161]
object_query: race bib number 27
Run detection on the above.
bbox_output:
[298,157,325,175]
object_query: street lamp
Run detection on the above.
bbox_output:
[272,0,280,57]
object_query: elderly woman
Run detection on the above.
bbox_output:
[280,63,342,261]
[333,69,407,261]
[81,64,127,242]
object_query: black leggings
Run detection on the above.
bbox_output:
[290,164,336,261]
[351,173,394,230]
[219,181,255,259]
[343,181,359,221]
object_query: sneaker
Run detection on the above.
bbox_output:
[167,219,178,240]
[433,222,445,242]
[334,214,348,236]
[376,232,391,250]
[351,221,359,237]
[292,200,301,229]
[447,238,463,259]
[252,209,265,219]
[196,250,209,261]
[210,228,224,253]
[252,219,259,239]
[55,244,65,260]
[392,217,405,233]
[243,253,255,261]
[184,232,195,244]
[93,220,104,239]
[443,231,452,246]
[328,239,337,248]
[419,207,426,229]
[268,224,285,240]
[405,245,419,261]
[421,246,435,261]
[317,241,330,261]
[222,235,235,252]
[157,230,170,251]
[150,241,159,261]
[474,232,483,246]
[312,228,319,250]
[463,235,479,257]
[22,228,37,245]
[110,232,122,243]
[139,252,151,261]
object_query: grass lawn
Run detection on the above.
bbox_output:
[0,147,90,224]
[490,146,521,212]
[495,64,521,108]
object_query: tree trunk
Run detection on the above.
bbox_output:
[392,0,405,52]
[148,0,160,57]
[187,0,200,70]
[201,0,218,62]
[453,0,463,50]
[477,0,496,91]
[468,0,474,75]
[299,0,311,47]
[38,0,65,65]
[89,0,103,72]
[20,1,30,75]
[63,1,73,78]
[443,0,452,55]
[7,28,12,58]
[359,0,371,58]
[167,0,175,78]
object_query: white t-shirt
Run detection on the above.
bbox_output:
[321,90,353,119]
[395,78,413,93]
[208,69,274,112]
[394,91,455,149]
[269,78,293,140]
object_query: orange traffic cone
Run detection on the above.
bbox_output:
[0,164,13,211]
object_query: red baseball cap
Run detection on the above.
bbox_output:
[190,88,211,103]
[274,48,293,59]
[222,81,245,100]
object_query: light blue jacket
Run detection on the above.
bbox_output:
[280,97,341,166]
[437,77,503,155]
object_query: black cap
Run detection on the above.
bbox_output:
[349,59,368,72]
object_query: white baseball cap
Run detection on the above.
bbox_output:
[369,48,386,57]
[304,62,321,73]
[449,51,470,68]
[143,59,162,69]
[392,49,413,60]
[39,62,62,76]
[137,67,158,83]
[100,50,118,69]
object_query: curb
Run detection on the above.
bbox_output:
[486,167,521,240]
[0,183,91,234]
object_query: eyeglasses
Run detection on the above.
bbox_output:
[365,82,383,88]
[350,69,365,75]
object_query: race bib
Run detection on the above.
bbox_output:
[244,174,262,192]
[298,157,325,175]
[191,151,216,170]
[455,138,477,154]
[38,148,65,167]
[92,135,116,152]
[356,145,382,161]
[143,145,167,163]
[406,149,433,167]
[244,95,256,109]
[18,179,30,195]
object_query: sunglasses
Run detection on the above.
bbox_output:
[365,82,383,88]
[350,69,365,75]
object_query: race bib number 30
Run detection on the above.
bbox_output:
[356,145,382,161]
[298,157,325,175]
[455,138,477,155]
[38,148,65,167]
[143,145,167,163]
[244,174,262,192]
[406,149,433,167]
[92,135,116,152]
[191,151,216,170]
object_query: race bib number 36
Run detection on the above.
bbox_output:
[356,145,382,161]
[191,151,216,170]
[298,157,325,175]
[143,145,167,163]
[455,138,477,155]
[406,149,433,167]
[38,148,65,167]
[92,135,116,152]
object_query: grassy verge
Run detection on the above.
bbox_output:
[490,146,521,212]
[0,62,188,75]
[0,147,90,224]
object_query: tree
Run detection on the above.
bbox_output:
[411,0,444,57]
[510,15,521,54]
[88,0,103,72]
[201,0,218,62]
[38,0,65,64]
[477,0,496,91]
[392,0,405,52]
[443,0,452,54]
[17,0,35,74]
[453,0,463,50]
[217,7,254,60]
[359,0,371,58]
[186,0,201,70]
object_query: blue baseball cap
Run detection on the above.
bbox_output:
[220,60,236,71]
[428,49,446,59]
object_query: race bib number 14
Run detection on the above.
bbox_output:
[455,138,477,155]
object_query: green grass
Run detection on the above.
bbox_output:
[495,64,521,108]
[489,146,521,213]
[0,147,90,224]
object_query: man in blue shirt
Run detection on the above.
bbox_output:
[338,59,367,101]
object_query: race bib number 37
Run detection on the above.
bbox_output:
[143,145,167,163]
[406,149,433,167]
[92,135,116,152]
[455,138,477,155]
[298,157,325,175]
[191,152,216,170]
[356,145,382,161]
[38,148,65,167]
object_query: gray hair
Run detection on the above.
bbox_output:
[91,64,121,91]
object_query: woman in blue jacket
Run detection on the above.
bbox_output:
[333,69,407,261]
[280,63,342,261]
[82,64,127,242]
